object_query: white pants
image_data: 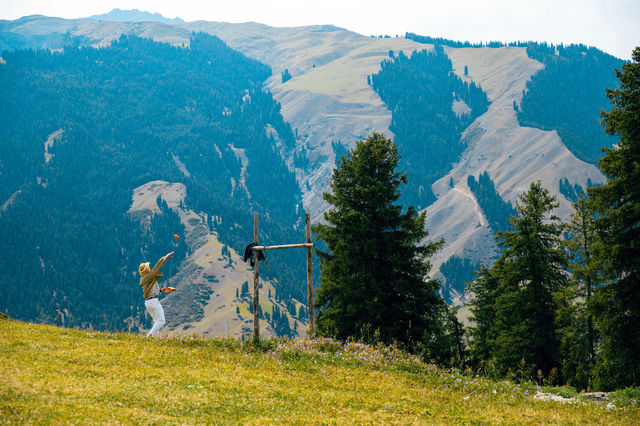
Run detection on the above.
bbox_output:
[145,298,165,337]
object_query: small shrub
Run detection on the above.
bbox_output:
[611,387,640,407]
[541,385,578,399]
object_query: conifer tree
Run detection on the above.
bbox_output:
[556,193,600,390]
[313,133,444,354]
[588,47,640,389]
[472,181,567,378]
[468,260,503,371]
[438,306,468,368]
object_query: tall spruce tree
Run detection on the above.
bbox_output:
[313,133,445,354]
[556,194,600,390]
[475,181,567,378]
[439,306,468,368]
[467,260,504,372]
[588,47,640,389]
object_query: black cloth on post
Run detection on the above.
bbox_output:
[243,242,265,267]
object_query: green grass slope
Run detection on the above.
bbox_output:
[1,318,637,424]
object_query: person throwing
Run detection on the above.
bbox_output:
[139,251,176,337]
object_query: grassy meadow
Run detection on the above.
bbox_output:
[1,317,638,424]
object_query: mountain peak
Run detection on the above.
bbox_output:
[88,8,183,24]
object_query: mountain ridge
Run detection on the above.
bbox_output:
[88,8,184,24]
[0,15,621,332]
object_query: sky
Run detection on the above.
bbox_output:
[2,0,638,59]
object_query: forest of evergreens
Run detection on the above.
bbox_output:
[0,34,307,330]
[314,47,640,391]
[406,33,623,164]
[516,44,622,164]
[468,50,640,391]
[371,46,489,210]
[467,172,516,234]
[439,256,479,303]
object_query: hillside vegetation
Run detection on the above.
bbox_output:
[0,34,306,330]
[517,43,622,164]
[407,32,621,164]
[1,318,638,424]
[371,46,489,210]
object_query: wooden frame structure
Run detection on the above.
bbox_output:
[251,212,315,341]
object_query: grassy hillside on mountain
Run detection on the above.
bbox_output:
[1,318,638,423]
[0,34,305,330]
[0,17,620,321]
[88,8,184,24]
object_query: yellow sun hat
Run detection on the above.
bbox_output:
[138,262,150,276]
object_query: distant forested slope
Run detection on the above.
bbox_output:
[439,257,480,303]
[517,44,622,164]
[439,173,514,301]
[371,46,489,209]
[406,34,623,164]
[0,34,305,329]
[467,172,516,235]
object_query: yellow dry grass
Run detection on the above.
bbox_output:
[1,318,636,424]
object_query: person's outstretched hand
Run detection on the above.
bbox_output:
[163,251,175,261]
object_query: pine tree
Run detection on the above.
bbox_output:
[486,181,567,377]
[287,300,296,316]
[588,47,640,389]
[468,260,504,371]
[438,306,467,368]
[278,314,292,337]
[556,193,601,390]
[313,132,445,354]
[281,69,292,83]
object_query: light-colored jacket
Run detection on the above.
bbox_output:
[139,257,167,300]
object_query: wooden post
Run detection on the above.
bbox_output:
[56,310,60,327]
[305,213,315,337]
[253,212,260,342]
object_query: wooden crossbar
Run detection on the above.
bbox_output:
[251,212,315,342]
[252,243,314,251]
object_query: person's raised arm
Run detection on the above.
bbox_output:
[151,251,174,274]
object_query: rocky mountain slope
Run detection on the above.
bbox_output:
[425,46,604,300]
[0,32,306,337]
[0,14,618,330]
[128,180,306,339]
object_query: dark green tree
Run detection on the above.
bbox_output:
[588,47,640,389]
[313,133,445,355]
[281,68,292,83]
[436,305,468,368]
[556,193,601,390]
[487,181,567,378]
[467,172,516,234]
[467,260,504,373]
